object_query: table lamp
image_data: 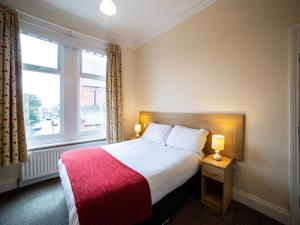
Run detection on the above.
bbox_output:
[134,124,141,137]
[212,134,225,161]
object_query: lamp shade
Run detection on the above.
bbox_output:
[212,135,225,151]
[134,124,141,133]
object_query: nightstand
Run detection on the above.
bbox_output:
[201,154,233,215]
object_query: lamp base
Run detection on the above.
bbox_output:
[213,150,222,161]
[135,132,140,138]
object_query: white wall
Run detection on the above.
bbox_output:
[135,0,300,214]
[122,47,137,138]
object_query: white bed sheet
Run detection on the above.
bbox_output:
[58,138,202,225]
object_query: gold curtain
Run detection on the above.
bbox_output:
[106,43,124,144]
[0,5,27,166]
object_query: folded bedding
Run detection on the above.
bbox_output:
[60,147,152,225]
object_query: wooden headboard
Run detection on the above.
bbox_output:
[139,111,244,160]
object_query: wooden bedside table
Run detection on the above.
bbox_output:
[201,154,233,215]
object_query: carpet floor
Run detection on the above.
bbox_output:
[0,178,282,225]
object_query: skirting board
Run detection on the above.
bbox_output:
[19,173,59,188]
[233,188,289,224]
[0,177,18,194]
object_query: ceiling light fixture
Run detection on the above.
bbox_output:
[99,0,116,16]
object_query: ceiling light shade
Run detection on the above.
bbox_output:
[100,0,116,16]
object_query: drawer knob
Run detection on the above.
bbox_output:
[206,170,218,175]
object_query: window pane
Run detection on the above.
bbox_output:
[80,78,106,135]
[81,51,106,76]
[23,71,60,137]
[20,34,58,69]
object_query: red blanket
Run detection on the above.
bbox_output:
[60,147,152,225]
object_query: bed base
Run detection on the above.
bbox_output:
[139,171,201,225]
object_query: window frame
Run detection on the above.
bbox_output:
[21,33,64,145]
[21,33,61,72]
[19,22,108,149]
[79,50,107,139]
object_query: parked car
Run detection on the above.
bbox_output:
[31,123,42,131]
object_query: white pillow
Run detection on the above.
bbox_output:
[142,122,172,144]
[166,125,209,153]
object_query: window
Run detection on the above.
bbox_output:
[21,34,58,69]
[21,34,61,138]
[80,51,107,137]
[81,50,106,76]
[20,28,107,147]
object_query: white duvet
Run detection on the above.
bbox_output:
[58,138,202,225]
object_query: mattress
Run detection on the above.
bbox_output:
[58,138,202,225]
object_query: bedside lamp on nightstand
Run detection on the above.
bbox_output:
[134,124,141,137]
[212,134,225,161]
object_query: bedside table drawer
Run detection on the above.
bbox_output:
[202,164,224,182]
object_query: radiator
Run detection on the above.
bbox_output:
[20,140,105,186]
[21,147,66,182]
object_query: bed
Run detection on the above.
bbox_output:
[59,138,203,225]
[59,111,244,225]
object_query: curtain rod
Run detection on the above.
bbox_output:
[16,9,109,46]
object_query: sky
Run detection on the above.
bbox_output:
[22,71,60,108]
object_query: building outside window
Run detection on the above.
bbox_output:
[80,50,107,137]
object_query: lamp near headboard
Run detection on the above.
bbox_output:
[139,111,244,161]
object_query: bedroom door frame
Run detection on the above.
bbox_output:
[289,23,300,225]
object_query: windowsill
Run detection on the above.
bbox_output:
[28,137,106,151]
